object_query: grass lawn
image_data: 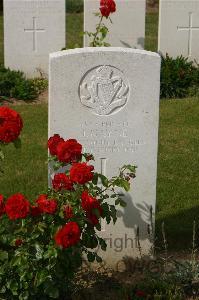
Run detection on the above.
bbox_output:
[66,13,83,49]
[156,98,199,249]
[0,104,48,199]
[0,11,199,250]
[145,12,158,52]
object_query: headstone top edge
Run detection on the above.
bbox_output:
[50,47,160,60]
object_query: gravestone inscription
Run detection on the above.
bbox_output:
[49,48,161,267]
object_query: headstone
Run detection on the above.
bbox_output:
[49,48,160,268]
[4,0,65,78]
[158,0,199,62]
[84,0,146,48]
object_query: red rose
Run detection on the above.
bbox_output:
[15,239,23,247]
[36,194,57,214]
[57,139,82,163]
[0,106,23,143]
[48,134,64,156]
[55,221,81,249]
[100,0,116,17]
[31,205,42,217]
[135,290,147,298]
[5,193,30,220]
[81,191,102,225]
[64,205,74,219]
[70,163,94,184]
[52,173,73,191]
[0,194,5,217]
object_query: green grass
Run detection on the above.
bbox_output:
[0,104,48,201]
[145,12,158,52]
[156,98,199,249]
[66,13,83,49]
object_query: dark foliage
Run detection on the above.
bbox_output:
[160,54,199,99]
[66,0,83,13]
[0,66,47,101]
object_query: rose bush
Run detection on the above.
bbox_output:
[84,0,116,47]
[0,133,136,299]
[0,106,23,144]
[0,106,23,173]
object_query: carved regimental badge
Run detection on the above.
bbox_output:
[79,65,130,115]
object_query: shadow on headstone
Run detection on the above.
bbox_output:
[120,37,145,49]
[137,37,145,49]
[118,193,152,243]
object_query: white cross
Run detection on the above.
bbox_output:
[24,17,45,52]
[177,12,199,57]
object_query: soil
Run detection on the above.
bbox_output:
[72,251,199,300]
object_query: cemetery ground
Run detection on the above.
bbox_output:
[0,9,199,300]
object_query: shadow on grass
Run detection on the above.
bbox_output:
[155,205,199,251]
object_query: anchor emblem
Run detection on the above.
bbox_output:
[79,65,130,115]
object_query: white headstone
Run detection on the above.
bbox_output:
[158,0,199,62]
[4,0,65,78]
[49,48,160,268]
[84,0,146,48]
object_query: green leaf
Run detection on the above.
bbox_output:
[123,164,137,173]
[123,180,130,191]
[0,285,6,294]
[110,194,117,198]
[35,270,49,287]
[117,198,127,207]
[19,291,29,300]
[95,223,101,231]
[82,233,98,249]
[92,208,100,218]
[105,215,111,224]
[115,198,120,205]
[92,173,98,185]
[110,205,117,223]
[99,238,107,251]
[0,251,8,261]
[9,280,18,296]
[87,252,95,262]
[13,138,21,149]
[119,179,130,192]
[98,174,109,187]
[35,243,43,260]
[46,286,59,299]
[11,255,22,267]
[96,255,102,263]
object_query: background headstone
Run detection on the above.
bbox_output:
[84,0,146,48]
[4,0,65,78]
[49,48,160,267]
[158,0,199,62]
